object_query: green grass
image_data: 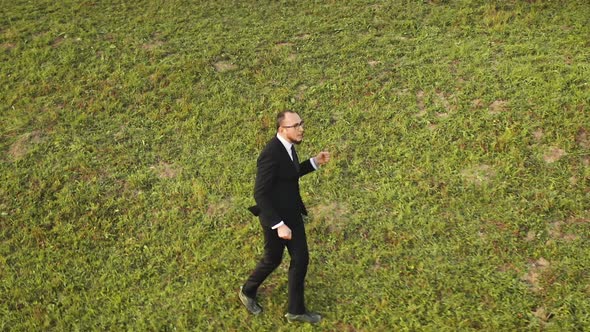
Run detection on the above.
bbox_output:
[1,0,589,330]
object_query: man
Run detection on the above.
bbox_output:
[239,110,330,324]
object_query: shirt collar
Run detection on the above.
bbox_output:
[276,133,293,152]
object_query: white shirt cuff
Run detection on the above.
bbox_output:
[310,158,319,170]
[271,221,285,229]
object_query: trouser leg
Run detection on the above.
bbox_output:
[242,225,284,298]
[286,223,309,315]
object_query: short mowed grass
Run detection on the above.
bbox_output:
[1,0,589,330]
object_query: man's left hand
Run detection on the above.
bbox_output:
[313,151,330,166]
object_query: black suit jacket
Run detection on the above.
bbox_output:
[249,136,316,228]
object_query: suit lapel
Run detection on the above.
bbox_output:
[273,136,299,174]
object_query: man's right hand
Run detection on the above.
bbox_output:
[277,224,292,240]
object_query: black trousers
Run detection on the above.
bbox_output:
[242,219,309,314]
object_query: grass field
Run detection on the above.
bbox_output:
[1,0,589,330]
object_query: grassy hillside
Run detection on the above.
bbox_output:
[1,0,589,330]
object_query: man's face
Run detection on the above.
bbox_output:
[279,112,304,144]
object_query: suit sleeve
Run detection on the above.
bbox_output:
[253,147,281,228]
[298,159,316,177]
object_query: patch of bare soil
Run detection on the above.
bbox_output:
[521,257,550,293]
[548,221,579,242]
[525,230,537,242]
[533,306,553,323]
[569,215,590,224]
[151,161,180,179]
[309,202,349,234]
[488,100,509,114]
[460,164,496,185]
[435,91,456,112]
[8,131,42,161]
[532,128,544,142]
[52,36,66,48]
[416,90,426,117]
[449,59,460,75]
[295,33,311,40]
[576,128,589,149]
[416,91,457,117]
[1,42,16,50]
[543,147,566,163]
[142,40,165,50]
[275,41,293,47]
[206,198,233,217]
[213,61,237,72]
[142,32,165,50]
[471,99,484,109]
[295,85,308,101]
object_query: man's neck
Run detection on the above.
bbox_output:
[276,133,292,146]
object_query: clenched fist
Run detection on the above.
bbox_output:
[313,151,330,166]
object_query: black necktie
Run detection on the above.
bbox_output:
[291,145,300,173]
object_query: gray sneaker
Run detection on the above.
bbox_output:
[238,287,262,315]
[285,312,322,324]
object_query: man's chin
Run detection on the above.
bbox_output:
[294,138,303,144]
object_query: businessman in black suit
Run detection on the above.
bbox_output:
[239,110,330,324]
